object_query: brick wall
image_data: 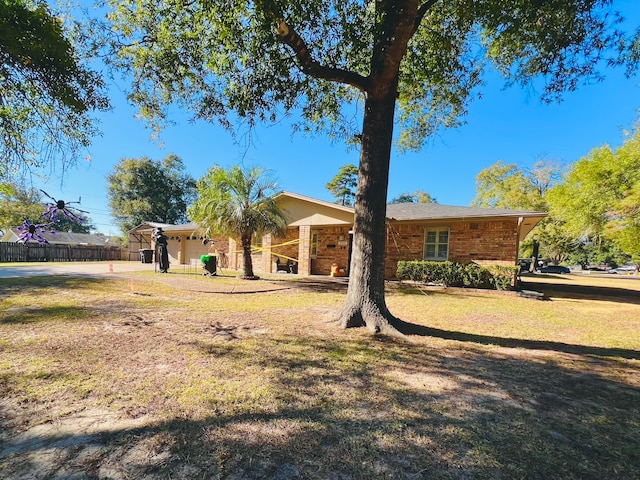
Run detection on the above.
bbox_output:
[384,220,518,278]
[384,223,426,278]
[271,228,300,264]
[311,226,351,275]
[449,220,518,267]
[227,219,518,278]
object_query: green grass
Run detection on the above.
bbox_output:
[0,273,639,479]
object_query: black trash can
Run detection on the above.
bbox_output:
[140,249,153,263]
[201,255,217,275]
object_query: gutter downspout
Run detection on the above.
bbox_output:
[515,217,524,287]
[515,217,524,265]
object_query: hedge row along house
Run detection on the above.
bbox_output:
[128,191,546,278]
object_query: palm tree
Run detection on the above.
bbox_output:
[189,165,288,279]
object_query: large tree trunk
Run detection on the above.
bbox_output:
[333,1,419,335]
[336,85,402,335]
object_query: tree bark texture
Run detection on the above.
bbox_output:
[337,87,401,335]
[241,232,256,278]
[336,1,419,335]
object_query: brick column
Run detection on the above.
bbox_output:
[297,226,311,276]
[228,237,238,270]
[262,234,273,273]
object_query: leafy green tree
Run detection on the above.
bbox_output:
[0,183,95,235]
[0,0,108,183]
[390,193,416,204]
[606,181,640,262]
[51,214,95,234]
[107,154,196,234]
[472,159,576,264]
[413,190,437,204]
[472,160,557,211]
[100,0,637,334]
[565,238,629,269]
[326,164,358,206]
[188,165,287,279]
[548,126,640,262]
[0,183,44,235]
[390,190,437,204]
[534,220,580,265]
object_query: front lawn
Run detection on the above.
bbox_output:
[1,273,639,479]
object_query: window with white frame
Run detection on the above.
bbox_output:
[423,228,449,261]
[311,231,318,257]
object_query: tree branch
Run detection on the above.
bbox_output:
[369,0,421,91]
[413,0,439,34]
[274,21,370,94]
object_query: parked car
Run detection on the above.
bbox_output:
[585,266,607,272]
[537,265,571,274]
[518,258,533,273]
[607,266,638,275]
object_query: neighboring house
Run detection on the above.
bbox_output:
[130,191,546,279]
[1,229,122,262]
[1,229,116,246]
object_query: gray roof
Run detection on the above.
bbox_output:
[8,228,115,246]
[129,222,202,233]
[385,202,546,221]
[128,199,547,235]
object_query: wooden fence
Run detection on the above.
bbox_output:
[0,243,123,263]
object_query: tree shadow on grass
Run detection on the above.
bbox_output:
[0,277,114,325]
[394,319,640,360]
[520,279,640,305]
[0,275,112,291]
[1,335,639,480]
[390,279,640,359]
[0,305,88,325]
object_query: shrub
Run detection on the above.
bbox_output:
[397,261,461,285]
[396,260,422,282]
[437,261,465,287]
[462,262,493,289]
[397,261,518,291]
[487,265,519,290]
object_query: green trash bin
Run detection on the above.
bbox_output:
[201,255,217,275]
[140,249,153,263]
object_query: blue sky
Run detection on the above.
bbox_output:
[35,3,640,235]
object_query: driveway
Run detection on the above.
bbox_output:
[0,261,157,278]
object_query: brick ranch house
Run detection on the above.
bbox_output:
[128,191,546,278]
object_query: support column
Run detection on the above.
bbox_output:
[262,234,273,273]
[297,226,311,276]
[514,217,523,287]
[228,237,238,270]
[179,234,186,265]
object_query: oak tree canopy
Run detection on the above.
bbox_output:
[0,0,108,182]
[99,0,638,334]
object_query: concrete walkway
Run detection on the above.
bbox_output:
[0,261,156,278]
[0,261,350,294]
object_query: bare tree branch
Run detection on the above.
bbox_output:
[413,0,439,34]
[275,21,370,93]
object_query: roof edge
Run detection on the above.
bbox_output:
[274,190,355,214]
